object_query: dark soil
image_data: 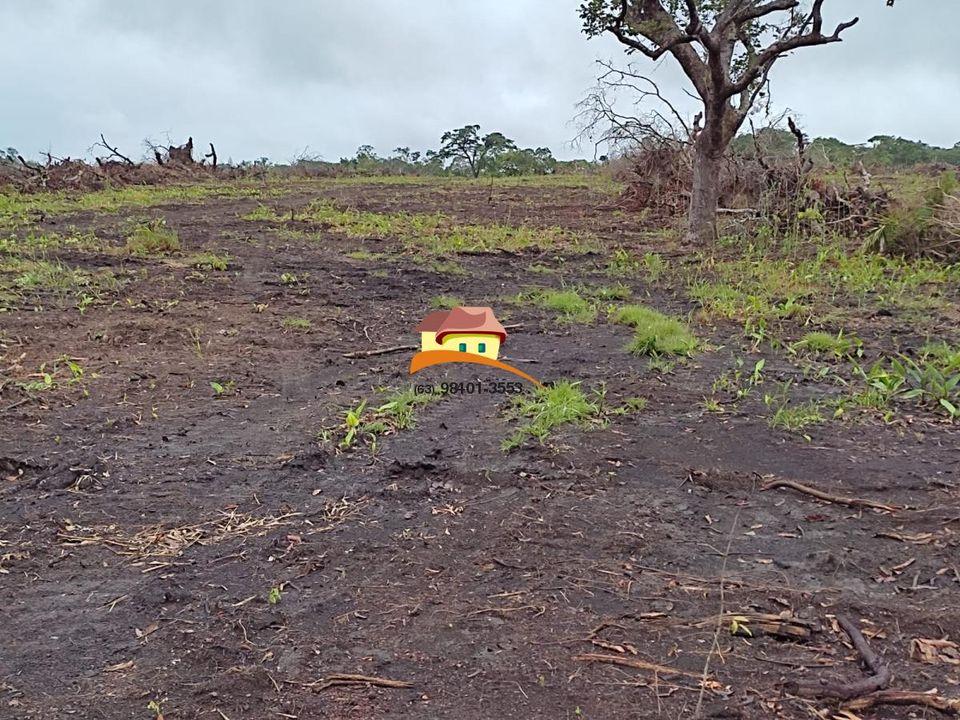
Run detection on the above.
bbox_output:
[2,180,959,719]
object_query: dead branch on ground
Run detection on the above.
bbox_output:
[573,653,710,682]
[791,614,892,700]
[760,478,900,513]
[307,673,412,692]
[844,690,960,715]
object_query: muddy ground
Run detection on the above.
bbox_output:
[1,179,959,719]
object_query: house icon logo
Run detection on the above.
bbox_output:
[416,306,506,359]
[409,306,541,386]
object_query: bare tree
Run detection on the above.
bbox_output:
[580,1,870,243]
[575,60,697,152]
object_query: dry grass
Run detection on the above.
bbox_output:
[57,509,302,559]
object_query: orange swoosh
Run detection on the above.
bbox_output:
[408,350,543,387]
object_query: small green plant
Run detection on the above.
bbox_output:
[267,587,282,605]
[611,304,697,356]
[282,316,312,331]
[210,380,236,397]
[279,272,299,285]
[429,294,463,310]
[125,219,180,255]
[146,700,163,718]
[502,380,601,450]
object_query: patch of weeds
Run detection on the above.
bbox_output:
[184,252,230,271]
[502,380,602,450]
[608,395,648,415]
[421,257,468,276]
[423,223,589,255]
[345,250,383,261]
[791,331,859,358]
[642,252,667,281]
[267,199,594,255]
[606,248,640,276]
[18,355,86,395]
[853,350,960,420]
[1,182,271,230]
[611,304,697,356]
[242,204,283,222]
[125,219,180,256]
[891,355,960,419]
[920,341,960,373]
[429,294,463,310]
[524,288,597,324]
[282,316,312,332]
[331,386,440,452]
[528,262,556,275]
[0,230,101,257]
[584,283,632,301]
[711,357,766,403]
[1,257,120,307]
[647,357,676,374]
[764,383,824,434]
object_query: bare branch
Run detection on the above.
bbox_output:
[94,134,135,166]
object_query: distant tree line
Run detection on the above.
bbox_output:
[732,130,960,168]
[306,124,562,177]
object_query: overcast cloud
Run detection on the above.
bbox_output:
[1,1,957,163]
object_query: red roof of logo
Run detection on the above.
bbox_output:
[416,306,507,343]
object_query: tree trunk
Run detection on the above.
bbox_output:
[688,138,722,244]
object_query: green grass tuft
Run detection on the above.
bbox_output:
[522,288,596,324]
[792,331,857,357]
[502,380,601,450]
[611,304,697,356]
[126,220,180,255]
[282,317,312,331]
[185,252,230,271]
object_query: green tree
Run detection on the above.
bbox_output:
[487,147,557,176]
[438,125,517,178]
[580,1,869,243]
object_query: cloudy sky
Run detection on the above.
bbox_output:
[1,1,957,162]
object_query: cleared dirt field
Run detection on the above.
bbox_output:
[2,177,959,719]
